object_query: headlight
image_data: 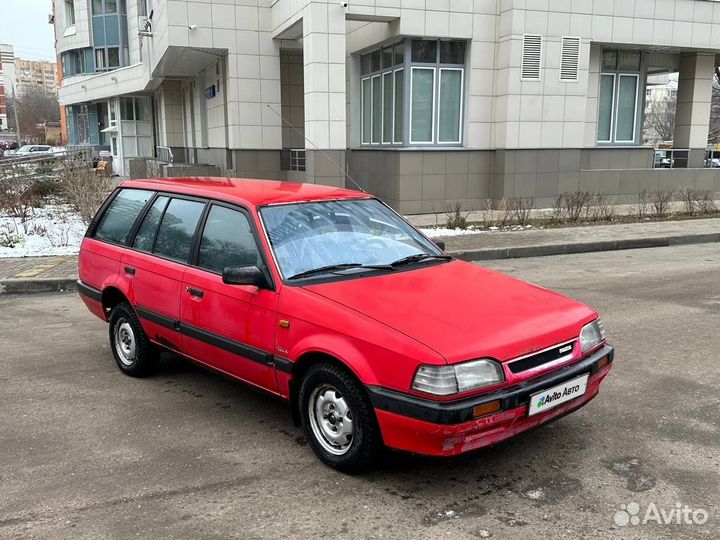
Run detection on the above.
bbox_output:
[412,359,505,396]
[580,318,606,353]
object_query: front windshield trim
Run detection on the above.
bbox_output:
[257,197,446,285]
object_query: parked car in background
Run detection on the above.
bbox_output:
[12,145,53,156]
[77,178,614,472]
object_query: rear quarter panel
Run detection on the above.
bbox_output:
[78,237,126,319]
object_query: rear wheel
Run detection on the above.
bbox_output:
[299,363,383,473]
[108,302,159,377]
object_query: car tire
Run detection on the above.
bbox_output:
[299,362,383,473]
[108,302,159,377]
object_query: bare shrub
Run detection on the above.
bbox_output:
[637,189,650,218]
[445,201,470,230]
[677,187,700,214]
[563,191,593,222]
[697,190,718,214]
[477,199,495,229]
[57,168,115,225]
[649,189,674,217]
[589,193,615,221]
[0,222,22,248]
[549,194,565,223]
[494,198,512,228]
[508,197,534,226]
[0,178,38,233]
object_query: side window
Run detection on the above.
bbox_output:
[153,198,205,263]
[95,189,153,244]
[197,205,262,273]
[132,196,169,252]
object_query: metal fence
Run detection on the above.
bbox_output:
[652,148,690,169]
[156,146,174,164]
[0,147,96,181]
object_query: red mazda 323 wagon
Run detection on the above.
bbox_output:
[78,178,613,472]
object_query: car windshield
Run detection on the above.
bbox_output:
[260,198,443,280]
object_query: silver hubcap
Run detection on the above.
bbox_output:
[114,318,136,366]
[308,385,354,456]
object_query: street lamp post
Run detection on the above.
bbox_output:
[9,80,20,146]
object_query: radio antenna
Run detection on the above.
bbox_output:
[265,104,366,193]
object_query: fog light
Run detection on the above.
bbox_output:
[473,400,501,418]
[596,356,610,370]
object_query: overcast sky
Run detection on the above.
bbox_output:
[0,0,56,62]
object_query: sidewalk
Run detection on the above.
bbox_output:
[0,217,718,293]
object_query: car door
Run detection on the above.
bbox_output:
[180,203,279,392]
[123,194,207,353]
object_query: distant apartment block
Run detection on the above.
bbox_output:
[54,0,720,211]
[0,44,15,131]
[14,59,58,96]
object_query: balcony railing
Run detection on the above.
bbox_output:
[156,145,174,164]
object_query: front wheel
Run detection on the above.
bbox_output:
[299,363,383,473]
[108,302,159,377]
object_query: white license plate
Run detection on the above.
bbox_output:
[528,373,589,416]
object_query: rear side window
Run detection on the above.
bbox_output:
[197,205,262,273]
[132,196,169,252]
[95,189,153,244]
[153,198,205,263]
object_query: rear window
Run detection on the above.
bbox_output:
[95,189,153,244]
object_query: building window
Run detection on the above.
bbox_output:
[61,48,93,77]
[360,38,465,147]
[597,49,642,144]
[65,0,76,27]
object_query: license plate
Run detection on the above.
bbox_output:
[528,373,589,416]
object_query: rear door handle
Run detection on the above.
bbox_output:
[186,286,204,298]
[124,266,136,276]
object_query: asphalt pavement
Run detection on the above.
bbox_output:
[0,243,718,539]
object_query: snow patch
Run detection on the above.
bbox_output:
[0,205,86,258]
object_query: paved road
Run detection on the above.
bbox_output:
[1,244,718,539]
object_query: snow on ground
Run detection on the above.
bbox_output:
[420,224,535,237]
[0,204,86,258]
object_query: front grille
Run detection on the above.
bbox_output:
[508,341,575,374]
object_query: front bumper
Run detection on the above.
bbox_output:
[368,345,613,456]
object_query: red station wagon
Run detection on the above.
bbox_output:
[78,178,614,472]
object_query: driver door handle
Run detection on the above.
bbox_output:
[186,286,204,298]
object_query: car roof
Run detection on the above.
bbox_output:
[121,177,372,207]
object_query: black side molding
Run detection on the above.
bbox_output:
[367,345,614,425]
[77,281,102,302]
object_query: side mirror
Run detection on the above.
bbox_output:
[434,240,446,252]
[222,266,268,288]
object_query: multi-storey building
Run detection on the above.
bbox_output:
[0,44,15,131]
[14,59,58,96]
[55,0,720,211]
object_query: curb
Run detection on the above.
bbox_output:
[446,232,720,261]
[0,278,78,295]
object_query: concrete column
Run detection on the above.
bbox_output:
[302,2,346,151]
[674,52,714,167]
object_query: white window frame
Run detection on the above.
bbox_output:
[65,0,76,28]
[370,74,381,145]
[382,71,393,144]
[614,73,640,144]
[597,72,616,144]
[409,66,436,145]
[437,67,464,145]
[393,68,404,144]
[360,78,371,145]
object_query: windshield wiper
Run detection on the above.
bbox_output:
[288,263,394,280]
[390,253,453,267]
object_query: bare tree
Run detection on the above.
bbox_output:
[10,86,61,143]
[709,67,720,144]
[645,95,676,143]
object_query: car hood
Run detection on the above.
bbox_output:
[302,260,597,363]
